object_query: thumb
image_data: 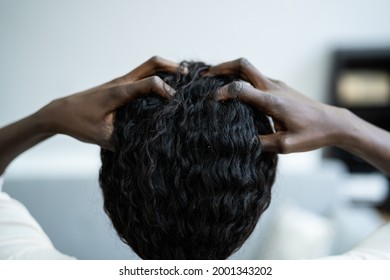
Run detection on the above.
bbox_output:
[258,132,289,154]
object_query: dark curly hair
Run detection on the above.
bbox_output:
[99,61,278,259]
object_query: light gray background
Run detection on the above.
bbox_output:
[1,0,390,259]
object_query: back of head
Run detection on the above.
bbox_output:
[99,61,278,259]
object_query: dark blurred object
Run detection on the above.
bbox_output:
[324,48,390,213]
[378,177,390,214]
[324,48,390,173]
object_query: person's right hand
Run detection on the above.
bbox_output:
[205,58,348,154]
[37,56,181,150]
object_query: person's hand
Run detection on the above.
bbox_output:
[37,56,181,150]
[206,58,346,153]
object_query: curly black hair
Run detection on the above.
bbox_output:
[99,61,278,259]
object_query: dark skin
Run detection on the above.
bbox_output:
[206,58,390,176]
[1,57,390,177]
[0,56,182,175]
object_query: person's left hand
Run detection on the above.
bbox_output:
[36,56,181,150]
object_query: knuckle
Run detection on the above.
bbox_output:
[267,93,282,108]
[269,79,285,89]
[237,57,251,70]
[149,55,162,65]
[227,81,244,97]
[275,139,287,154]
[275,137,293,154]
[274,79,285,86]
[148,75,163,85]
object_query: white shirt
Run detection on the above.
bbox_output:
[0,176,75,259]
[319,221,390,260]
[0,176,389,260]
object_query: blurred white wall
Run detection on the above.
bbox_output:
[0,0,389,175]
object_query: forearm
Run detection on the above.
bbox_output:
[0,112,53,175]
[335,108,390,176]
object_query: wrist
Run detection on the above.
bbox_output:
[34,99,64,135]
[0,110,54,175]
[330,107,361,150]
[33,103,58,136]
[318,105,350,148]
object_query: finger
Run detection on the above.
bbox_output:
[125,76,175,99]
[258,133,288,154]
[124,56,185,82]
[204,58,269,90]
[110,76,175,108]
[259,132,317,154]
[216,81,278,116]
[100,135,115,151]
